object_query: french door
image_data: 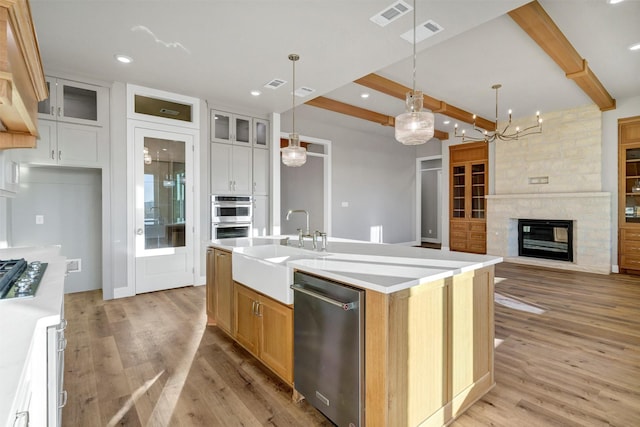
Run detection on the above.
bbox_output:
[133,124,196,293]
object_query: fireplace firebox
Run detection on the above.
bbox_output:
[518,219,573,262]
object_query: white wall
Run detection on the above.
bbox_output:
[9,166,103,292]
[281,106,418,244]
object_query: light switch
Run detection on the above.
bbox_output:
[341,201,349,207]
[35,215,44,225]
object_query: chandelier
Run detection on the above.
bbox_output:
[454,84,542,143]
[281,53,307,167]
[394,0,435,145]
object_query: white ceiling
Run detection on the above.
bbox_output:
[31,0,640,137]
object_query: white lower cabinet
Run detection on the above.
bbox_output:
[210,142,252,195]
[252,195,269,236]
[17,120,103,168]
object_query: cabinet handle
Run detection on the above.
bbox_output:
[51,150,55,160]
[50,106,54,115]
[256,302,262,317]
[13,411,29,427]
[58,390,68,409]
[58,150,62,161]
[57,107,62,117]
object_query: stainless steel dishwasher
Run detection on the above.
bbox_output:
[292,271,364,427]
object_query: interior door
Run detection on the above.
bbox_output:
[134,125,195,293]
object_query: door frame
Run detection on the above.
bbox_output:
[124,120,200,295]
[415,155,443,245]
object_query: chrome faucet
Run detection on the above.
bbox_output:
[286,209,312,247]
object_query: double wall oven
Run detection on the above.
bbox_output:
[211,195,253,239]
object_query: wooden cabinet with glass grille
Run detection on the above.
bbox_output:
[450,142,488,254]
[618,116,640,274]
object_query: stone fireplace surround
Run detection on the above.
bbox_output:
[486,192,611,274]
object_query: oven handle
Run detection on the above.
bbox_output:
[213,222,251,228]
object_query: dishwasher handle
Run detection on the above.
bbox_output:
[291,284,358,311]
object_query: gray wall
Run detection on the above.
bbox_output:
[421,169,440,241]
[9,166,102,293]
[282,106,418,244]
[281,154,324,234]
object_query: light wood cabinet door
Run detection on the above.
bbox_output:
[234,283,259,355]
[205,249,216,323]
[449,268,494,398]
[450,142,488,254]
[214,249,233,334]
[259,296,293,383]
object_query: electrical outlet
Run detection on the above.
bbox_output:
[341,201,349,207]
[35,215,44,225]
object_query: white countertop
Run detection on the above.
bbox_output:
[210,237,502,295]
[0,246,66,427]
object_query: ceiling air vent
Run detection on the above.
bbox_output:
[264,78,287,89]
[370,1,412,27]
[294,87,316,97]
[400,19,444,43]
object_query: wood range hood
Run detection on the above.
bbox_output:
[0,0,48,149]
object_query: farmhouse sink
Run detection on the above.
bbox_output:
[232,244,328,304]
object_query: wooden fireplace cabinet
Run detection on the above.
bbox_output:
[618,116,640,274]
[449,142,488,254]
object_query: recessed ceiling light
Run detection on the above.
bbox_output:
[443,120,450,125]
[361,93,370,99]
[114,54,133,64]
[629,42,640,51]
[250,90,261,96]
[607,0,624,4]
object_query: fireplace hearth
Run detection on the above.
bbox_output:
[518,219,573,262]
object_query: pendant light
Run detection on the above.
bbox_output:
[394,0,435,145]
[281,53,307,167]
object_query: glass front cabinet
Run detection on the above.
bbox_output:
[449,142,488,254]
[618,116,640,273]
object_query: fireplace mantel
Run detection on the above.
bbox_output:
[486,192,610,200]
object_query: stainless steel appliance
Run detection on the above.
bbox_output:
[0,258,48,300]
[292,271,364,427]
[211,195,252,239]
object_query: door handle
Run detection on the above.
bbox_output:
[136,228,144,235]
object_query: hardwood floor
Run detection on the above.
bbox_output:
[62,263,640,426]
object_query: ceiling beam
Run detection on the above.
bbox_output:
[305,96,449,141]
[354,73,496,132]
[508,0,615,111]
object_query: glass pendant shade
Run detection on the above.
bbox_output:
[395,91,435,145]
[281,132,306,167]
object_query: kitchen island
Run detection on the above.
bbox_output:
[207,237,502,427]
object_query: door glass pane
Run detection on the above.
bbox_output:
[214,113,231,141]
[134,95,192,123]
[235,117,251,144]
[63,85,97,121]
[143,137,186,249]
[255,121,267,146]
[471,163,485,219]
[452,165,465,218]
[38,81,52,114]
[625,148,640,223]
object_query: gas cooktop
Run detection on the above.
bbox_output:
[0,258,48,300]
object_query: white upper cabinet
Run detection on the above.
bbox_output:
[38,77,108,127]
[211,110,252,145]
[252,148,269,195]
[210,143,252,195]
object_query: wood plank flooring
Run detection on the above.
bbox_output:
[62,263,640,426]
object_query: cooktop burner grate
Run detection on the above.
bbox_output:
[0,258,48,300]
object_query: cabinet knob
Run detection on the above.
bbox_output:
[136,228,144,235]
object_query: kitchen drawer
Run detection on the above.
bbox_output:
[623,241,640,254]
[451,230,467,240]
[468,241,486,253]
[450,239,467,251]
[451,221,468,231]
[621,255,640,270]
[469,232,486,242]
[621,229,640,242]
[469,223,486,232]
